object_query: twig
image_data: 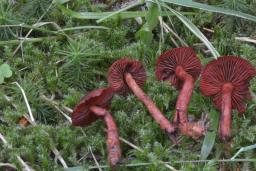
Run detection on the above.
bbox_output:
[0,133,34,171]
[0,163,17,169]
[51,147,68,168]
[119,137,143,152]
[161,21,188,47]
[159,17,179,47]
[203,27,214,33]
[40,94,72,123]
[12,82,35,122]
[235,37,256,44]
[89,146,103,171]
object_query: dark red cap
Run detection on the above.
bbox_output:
[156,47,202,89]
[108,58,146,95]
[71,87,114,126]
[200,56,256,113]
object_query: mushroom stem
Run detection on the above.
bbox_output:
[178,121,206,139]
[124,73,177,143]
[173,66,194,124]
[219,83,234,141]
[90,106,121,167]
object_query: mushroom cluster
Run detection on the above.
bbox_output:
[71,47,255,167]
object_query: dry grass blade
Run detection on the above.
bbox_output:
[0,163,17,169]
[89,146,103,171]
[13,82,35,122]
[235,37,256,44]
[40,94,72,123]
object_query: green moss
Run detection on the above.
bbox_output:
[0,0,256,170]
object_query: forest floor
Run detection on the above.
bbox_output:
[0,0,256,170]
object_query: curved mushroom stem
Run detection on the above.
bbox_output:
[90,106,121,167]
[173,66,194,124]
[174,66,206,139]
[125,73,177,143]
[219,83,233,141]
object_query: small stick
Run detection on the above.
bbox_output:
[0,163,17,169]
[203,27,214,33]
[235,37,256,44]
[89,146,103,171]
[161,21,188,47]
[40,94,72,123]
[159,17,179,47]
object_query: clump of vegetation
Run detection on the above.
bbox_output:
[0,0,256,170]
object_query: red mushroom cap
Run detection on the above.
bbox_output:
[155,47,202,89]
[72,87,114,126]
[200,56,256,113]
[108,58,146,95]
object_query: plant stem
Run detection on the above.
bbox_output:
[90,106,122,167]
[124,73,176,143]
[219,83,233,141]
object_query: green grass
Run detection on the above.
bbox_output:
[0,0,256,170]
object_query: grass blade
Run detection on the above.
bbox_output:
[136,2,159,44]
[96,0,144,23]
[161,0,256,22]
[231,144,256,160]
[58,26,109,32]
[200,110,219,160]
[163,4,220,58]
[57,5,195,19]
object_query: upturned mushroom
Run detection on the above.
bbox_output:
[108,58,177,143]
[155,47,206,139]
[200,56,256,141]
[71,87,121,167]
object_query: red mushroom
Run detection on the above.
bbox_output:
[200,56,256,141]
[155,47,206,138]
[108,58,177,143]
[71,87,121,167]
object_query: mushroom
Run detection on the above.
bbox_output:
[155,47,206,138]
[71,87,121,167]
[108,58,177,143]
[200,56,256,141]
